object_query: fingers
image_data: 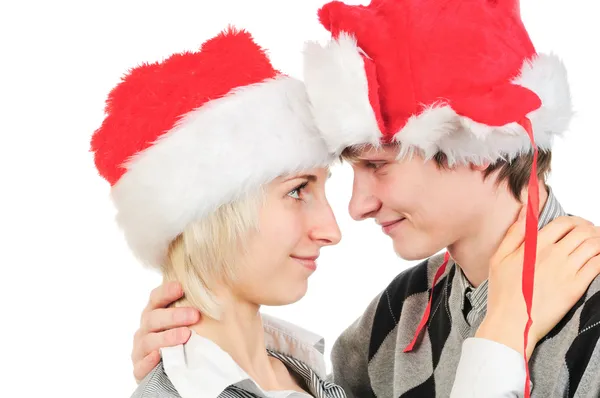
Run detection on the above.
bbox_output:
[569,235,600,272]
[558,225,600,260]
[537,216,594,249]
[133,350,161,384]
[144,281,184,314]
[575,254,600,292]
[134,327,191,364]
[560,224,599,256]
[141,307,200,334]
[491,206,526,264]
[132,282,197,383]
[145,327,191,355]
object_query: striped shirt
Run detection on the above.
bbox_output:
[330,187,600,397]
[456,189,566,328]
[131,315,346,398]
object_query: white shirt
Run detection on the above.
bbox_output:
[453,338,528,397]
[160,314,339,398]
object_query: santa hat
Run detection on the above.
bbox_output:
[304,0,572,163]
[304,1,571,394]
[91,27,332,269]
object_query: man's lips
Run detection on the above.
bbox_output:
[378,218,405,234]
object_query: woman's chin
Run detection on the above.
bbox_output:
[260,282,308,306]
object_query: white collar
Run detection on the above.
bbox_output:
[160,313,326,398]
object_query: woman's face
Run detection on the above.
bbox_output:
[232,167,341,306]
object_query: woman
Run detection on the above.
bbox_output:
[91,26,344,397]
[93,28,600,397]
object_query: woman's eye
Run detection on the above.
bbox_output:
[287,182,308,199]
[288,188,301,199]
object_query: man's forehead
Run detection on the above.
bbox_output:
[344,144,398,159]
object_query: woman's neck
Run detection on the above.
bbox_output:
[189,297,287,391]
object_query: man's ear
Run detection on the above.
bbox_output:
[470,161,491,172]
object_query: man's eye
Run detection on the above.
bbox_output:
[366,162,385,169]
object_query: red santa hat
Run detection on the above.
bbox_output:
[303,1,571,394]
[91,27,332,269]
[304,0,572,163]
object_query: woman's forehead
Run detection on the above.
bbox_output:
[282,167,331,181]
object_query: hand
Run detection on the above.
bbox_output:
[477,209,600,358]
[132,281,201,383]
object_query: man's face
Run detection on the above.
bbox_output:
[347,145,497,260]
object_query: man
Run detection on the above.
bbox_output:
[298,1,600,396]
[130,0,600,397]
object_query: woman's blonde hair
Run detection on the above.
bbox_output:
[162,189,264,319]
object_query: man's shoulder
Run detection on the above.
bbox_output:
[334,254,450,341]
[531,276,600,396]
[383,252,452,302]
[544,275,600,341]
[564,276,600,394]
[359,253,454,359]
[576,275,600,332]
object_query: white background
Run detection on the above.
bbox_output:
[1,0,599,396]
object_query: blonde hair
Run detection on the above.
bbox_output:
[162,189,264,319]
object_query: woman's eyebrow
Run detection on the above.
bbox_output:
[284,174,317,183]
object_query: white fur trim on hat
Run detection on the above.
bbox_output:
[111,75,333,268]
[304,33,572,165]
[303,33,382,155]
[394,53,573,165]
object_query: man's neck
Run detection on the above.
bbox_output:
[190,296,282,390]
[448,182,549,287]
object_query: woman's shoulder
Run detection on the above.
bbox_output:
[261,313,327,379]
[262,313,325,352]
[130,361,181,398]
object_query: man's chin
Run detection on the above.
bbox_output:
[392,239,440,262]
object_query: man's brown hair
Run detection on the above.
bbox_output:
[434,150,552,201]
[340,145,551,201]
